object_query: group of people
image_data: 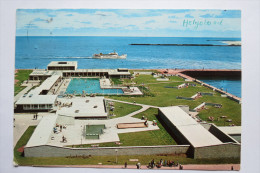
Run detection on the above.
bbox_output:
[147,159,182,169]
[56,101,73,108]
[53,123,66,134]
[123,159,184,170]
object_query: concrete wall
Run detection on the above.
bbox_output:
[194,143,241,159]
[24,145,190,157]
[158,109,190,145]
[182,70,241,78]
[208,124,237,143]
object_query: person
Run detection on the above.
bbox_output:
[148,162,152,169]
[136,162,141,169]
[62,136,66,142]
[60,125,62,132]
[36,113,38,120]
[124,162,127,168]
[151,159,155,168]
[180,164,183,170]
[144,120,148,127]
[231,166,234,170]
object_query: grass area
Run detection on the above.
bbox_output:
[110,77,123,85]
[15,126,239,166]
[109,75,241,126]
[118,108,177,146]
[108,102,142,119]
[14,69,32,96]
[17,154,240,166]
[14,126,36,164]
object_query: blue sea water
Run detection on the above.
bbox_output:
[197,77,241,98]
[15,36,241,97]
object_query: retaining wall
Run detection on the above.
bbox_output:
[208,124,238,143]
[194,143,241,159]
[158,109,190,145]
[24,145,190,157]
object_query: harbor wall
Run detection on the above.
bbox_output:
[181,70,241,78]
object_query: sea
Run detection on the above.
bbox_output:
[15,36,241,97]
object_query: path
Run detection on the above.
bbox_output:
[106,98,159,109]
[14,85,33,103]
[123,105,150,118]
[37,164,240,170]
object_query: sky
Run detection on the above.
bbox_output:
[16,9,241,37]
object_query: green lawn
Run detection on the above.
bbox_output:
[109,74,241,126]
[108,102,142,119]
[14,69,33,96]
[14,126,36,165]
[15,126,239,166]
[110,77,123,85]
[125,108,177,146]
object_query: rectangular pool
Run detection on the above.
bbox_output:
[85,124,105,139]
[65,78,124,95]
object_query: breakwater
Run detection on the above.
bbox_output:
[180,69,241,78]
[130,44,240,47]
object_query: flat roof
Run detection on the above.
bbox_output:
[26,115,58,147]
[159,106,223,148]
[62,69,131,75]
[40,74,61,90]
[16,74,60,105]
[16,94,57,104]
[218,126,241,135]
[56,97,107,118]
[30,70,55,76]
[48,61,77,67]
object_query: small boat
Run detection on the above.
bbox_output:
[92,51,127,59]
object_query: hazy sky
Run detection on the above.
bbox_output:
[16,9,241,37]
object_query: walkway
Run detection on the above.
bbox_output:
[106,98,159,109]
[39,164,240,170]
[14,85,33,103]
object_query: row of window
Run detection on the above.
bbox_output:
[23,104,53,110]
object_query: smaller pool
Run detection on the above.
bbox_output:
[65,78,124,95]
[85,124,105,139]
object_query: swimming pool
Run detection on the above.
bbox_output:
[85,124,105,139]
[65,78,123,95]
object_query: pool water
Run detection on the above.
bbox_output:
[65,78,123,95]
[85,124,105,139]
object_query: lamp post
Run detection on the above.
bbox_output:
[115,149,118,164]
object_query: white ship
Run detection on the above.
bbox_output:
[92,51,127,59]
